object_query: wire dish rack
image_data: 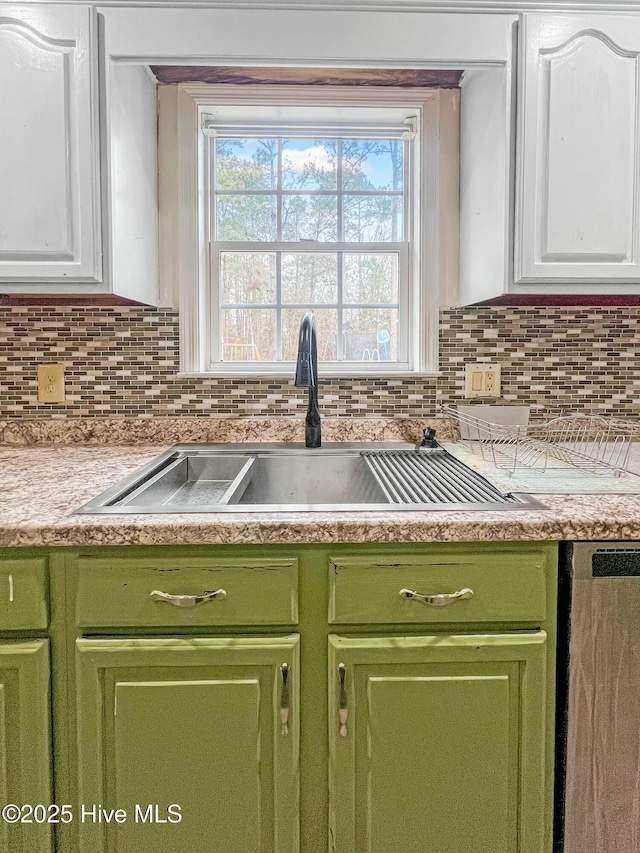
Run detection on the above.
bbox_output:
[441,405,639,476]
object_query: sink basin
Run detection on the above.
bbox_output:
[107,454,255,508]
[237,453,388,506]
[75,443,545,514]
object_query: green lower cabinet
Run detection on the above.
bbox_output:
[328,632,548,853]
[0,640,53,853]
[76,636,300,853]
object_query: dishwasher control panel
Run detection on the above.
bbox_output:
[572,541,640,578]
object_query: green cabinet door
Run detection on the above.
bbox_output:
[328,632,548,853]
[76,636,299,853]
[0,640,52,853]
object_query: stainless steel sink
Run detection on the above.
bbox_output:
[75,443,545,514]
[237,453,388,506]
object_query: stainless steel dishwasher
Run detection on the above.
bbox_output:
[559,542,640,853]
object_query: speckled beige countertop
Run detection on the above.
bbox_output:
[3,443,640,547]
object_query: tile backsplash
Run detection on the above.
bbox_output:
[0,305,638,420]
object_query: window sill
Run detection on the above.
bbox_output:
[177,370,442,379]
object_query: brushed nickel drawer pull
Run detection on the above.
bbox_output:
[399,587,474,607]
[150,589,227,608]
[338,663,348,738]
[280,663,290,736]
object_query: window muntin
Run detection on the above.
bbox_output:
[209,136,408,367]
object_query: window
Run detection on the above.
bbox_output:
[164,85,459,375]
[211,132,409,367]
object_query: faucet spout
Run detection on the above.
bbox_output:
[294,312,321,448]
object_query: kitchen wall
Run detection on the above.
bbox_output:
[0,305,637,420]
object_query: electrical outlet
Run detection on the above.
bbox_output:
[37,363,66,403]
[464,363,501,398]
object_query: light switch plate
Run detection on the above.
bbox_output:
[464,363,501,398]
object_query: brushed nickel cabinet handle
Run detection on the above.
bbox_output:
[149,589,227,608]
[280,663,290,736]
[399,587,474,607]
[338,663,348,738]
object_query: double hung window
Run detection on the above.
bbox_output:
[166,85,459,375]
[208,124,411,369]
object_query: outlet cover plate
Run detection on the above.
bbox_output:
[37,363,66,403]
[464,363,501,398]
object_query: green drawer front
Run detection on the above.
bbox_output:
[329,550,547,625]
[76,556,298,628]
[0,558,48,631]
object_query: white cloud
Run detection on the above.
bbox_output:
[282,146,335,173]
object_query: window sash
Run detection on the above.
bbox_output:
[209,242,409,368]
[207,132,412,371]
[210,138,407,243]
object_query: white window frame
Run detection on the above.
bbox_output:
[162,83,459,376]
[209,127,411,371]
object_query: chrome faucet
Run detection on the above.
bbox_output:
[294,312,321,448]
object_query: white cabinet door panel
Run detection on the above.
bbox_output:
[0,5,101,283]
[516,15,640,285]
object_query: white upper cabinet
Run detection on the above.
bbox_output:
[515,14,640,288]
[0,5,101,285]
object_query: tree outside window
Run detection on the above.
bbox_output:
[212,136,406,365]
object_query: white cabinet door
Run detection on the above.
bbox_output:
[0,5,101,284]
[516,14,640,287]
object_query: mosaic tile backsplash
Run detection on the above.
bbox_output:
[0,305,637,420]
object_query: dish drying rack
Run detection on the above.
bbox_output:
[441,405,639,476]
